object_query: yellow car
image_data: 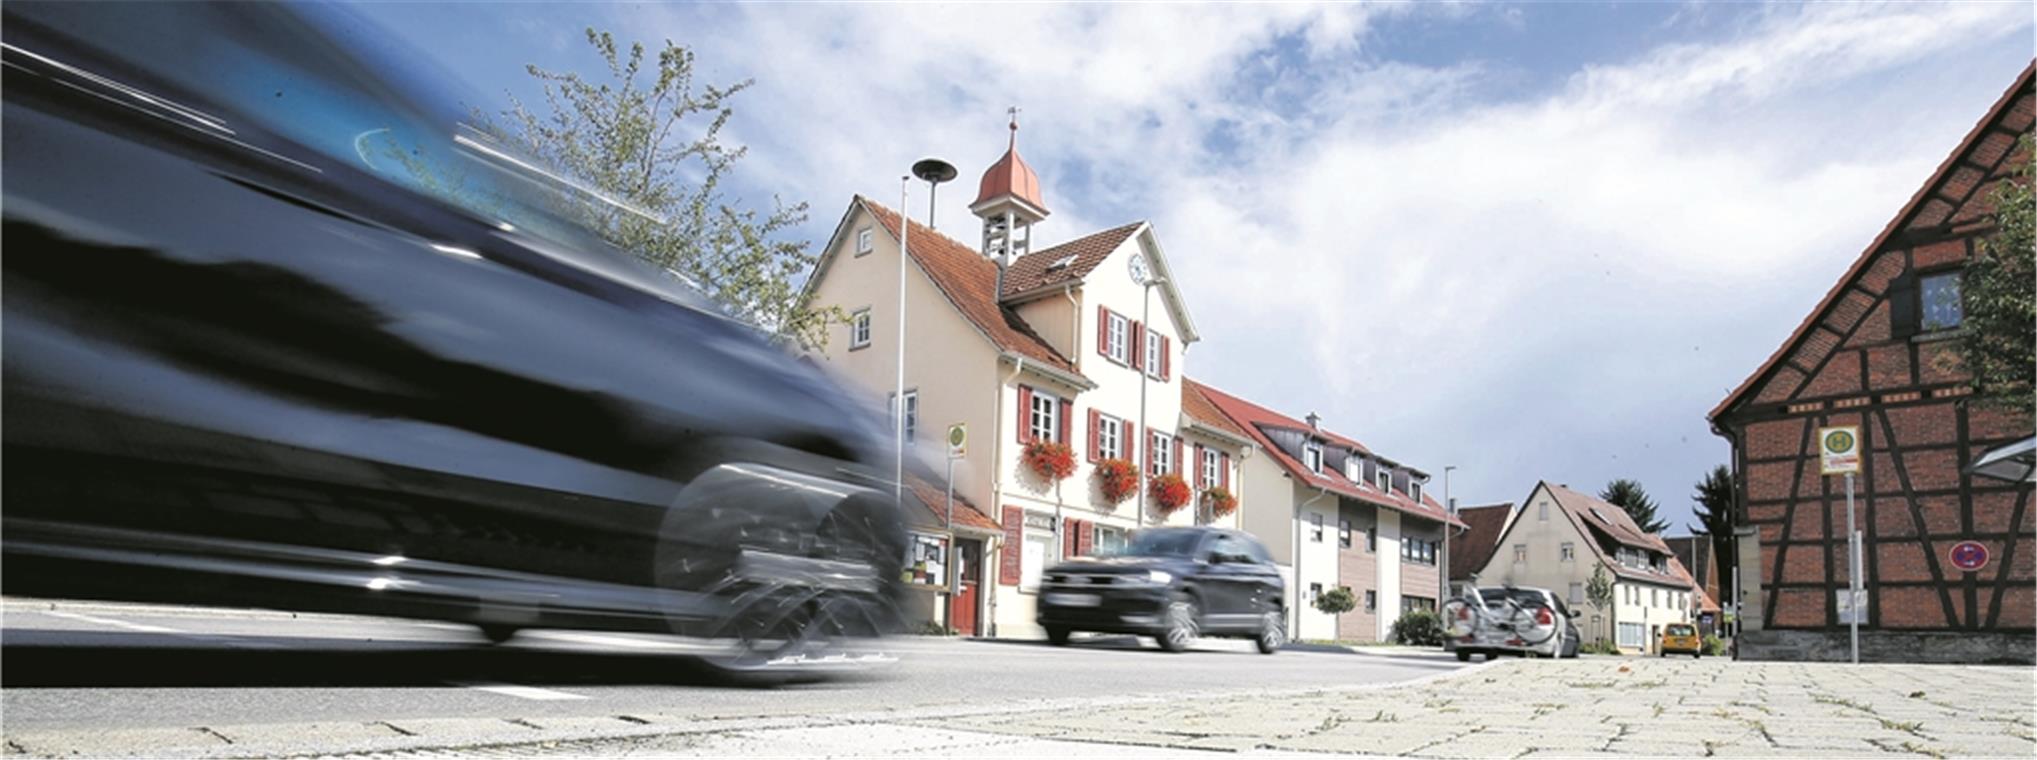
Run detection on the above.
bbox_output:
[1660,623,1703,658]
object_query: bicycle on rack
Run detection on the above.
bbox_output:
[1439,583,1566,661]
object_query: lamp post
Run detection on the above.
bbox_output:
[1442,465,1456,601]
[1129,255,1161,529]
[893,176,909,503]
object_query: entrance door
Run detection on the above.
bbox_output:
[950,538,982,635]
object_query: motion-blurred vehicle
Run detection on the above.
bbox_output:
[1037,527,1285,654]
[1659,623,1702,658]
[1442,586,1577,660]
[1,1,906,674]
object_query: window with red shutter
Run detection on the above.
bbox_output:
[1126,421,1139,463]
[1160,335,1171,380]
[1220,453,1231,489]
[1063,517,1078,559]
[1016,386,1034,443]
[1193,443,1206,487]
[1129,322,1144,370]
[1087,409,1101,463]
[1076,520,1093,556]
[1000,506,1023,585]
[1174,437,1184,476]
[1096,306,1109,358]
[1056,396,1070,444]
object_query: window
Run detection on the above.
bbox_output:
[1365,590,1377,611]
[1201,447,1221,488]
[1569,582,1584,604]
[1401,596,1436,614]
[1096,414,1123,460]
[1513,544,1527,564]
[1094,525,1128,555]
[1401,538,1437,566]
[1410,481,1422,503]
[856,227,874,255]
[1560,542,1575,562]
[1650,588,1659,607]
[1105,312,1130,363]
[889,390,918,442]
[1310,512,1325,542]
[850,309,872,349]
[1308,582,1322,601]
[1029,392,1060,443]
[1538,501,1549,521]
[1338,519,1352,549]
[1150,431,1174,475]
[1376,468,1393,493]
[1020,533,1049,592]
[1365,524,1377,553]
[1303,442,1324,473]
[1618,622,1644,648]
[907,533,947,586]
[1144,330,1164,379]
[1345,458,1361,483]
[1921,271,1963,331]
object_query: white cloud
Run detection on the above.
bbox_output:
[605,0,2029,527]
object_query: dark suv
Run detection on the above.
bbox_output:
[1037,527,1285,654]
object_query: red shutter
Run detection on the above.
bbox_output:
[1016,386,1033,443]
[1076,520,1093,556]
[1130,323,1144,370]
[1096,306,1109,357]
[1174,437,1184,476]
[1126,421,1139,464]
[1000,506,1023,586]
[1063,517,1078,558]
[1193,444,1206,487]
[1087,409,1101,463]
[1056,397,1070,444]
[1221,453,1231,490]
[1160,335,1171,380]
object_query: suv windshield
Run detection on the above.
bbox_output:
[1114,529,1204,558]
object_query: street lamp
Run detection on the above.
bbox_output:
[1442,465,1456,601]
[1128,253,1160,529]
[893,160,956,506]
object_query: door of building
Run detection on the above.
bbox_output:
[950,538,982,635]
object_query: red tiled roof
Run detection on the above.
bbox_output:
[1187,378,1463,528]
[1711,63,2036,420]
[1448,503,1514,581]
[905,475,1000,534]
[857,198,1082,376]
[1181,380,1250,439]
[1667,557,1716,612]
[1665,536,1721,602]
[973,129,1046,212]
[1537,482,1687,588]
[999,222,1143,299]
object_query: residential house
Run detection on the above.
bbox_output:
[802,122,1248,637]
[1708,64,2035,663]
[1448,502,1515,596]
[1189,379,1463,642]
[1476,483,1696,654]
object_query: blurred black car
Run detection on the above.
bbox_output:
[1,2,906,671]
[1037,527,1285,654]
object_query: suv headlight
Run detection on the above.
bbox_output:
[1145,570,1173,585]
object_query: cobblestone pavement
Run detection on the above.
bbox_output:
[905,658,2037,758]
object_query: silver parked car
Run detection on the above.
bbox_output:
[1441,586,1580,660]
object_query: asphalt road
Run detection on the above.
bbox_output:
[1,597,1465,753]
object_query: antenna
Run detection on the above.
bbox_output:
[912,158,958,230]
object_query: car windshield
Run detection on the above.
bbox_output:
[1112,529,1204,558]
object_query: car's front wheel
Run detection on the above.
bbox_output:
[1046,626,1071,647]
[1255,611,1284,655]
[1155,593,1198,653]
[1456,649,1473,662]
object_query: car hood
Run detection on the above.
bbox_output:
[1046,555,1190,575]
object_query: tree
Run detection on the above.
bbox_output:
[1585,563,1614,647]
[490,29,837,346]
[1599,479,1668,534]
[1958,134,2034,412]
[1689,465,1736,615]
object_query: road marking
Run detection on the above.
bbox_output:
[521,631,712,651]
[40,610,181,634]
[452,681,589,701]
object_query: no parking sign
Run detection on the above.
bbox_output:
[1949,541,1990,573]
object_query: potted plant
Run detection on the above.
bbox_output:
[1096,458,1138,505]
[1150,472,1191,515]
[1202,486,1238,518]
[1022,440,1075,483]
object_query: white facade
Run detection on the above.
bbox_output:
[1475,484,1695,653]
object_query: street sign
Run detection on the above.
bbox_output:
[1949,540,1990,572]
[1836,588,1868,624]
[947,423,967,459]
[1819,426,1862,475]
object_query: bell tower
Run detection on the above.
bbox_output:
[971,108,1050,292]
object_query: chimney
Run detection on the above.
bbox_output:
[1305,412,1321,430]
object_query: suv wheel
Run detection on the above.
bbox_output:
[1046,626,1071,647]
[1156,593,1198,653]
[1255,611,1284,655]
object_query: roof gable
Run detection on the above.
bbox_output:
[1449,502,1516,580]
[1188,378,1462,528]
[1712,63,2035,420]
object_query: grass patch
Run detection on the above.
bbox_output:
[1567,680,1618,689]
[1879,718,1925,735]
[1899,740,1946,759]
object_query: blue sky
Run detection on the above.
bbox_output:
[351,1,2032,537]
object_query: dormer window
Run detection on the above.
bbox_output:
[1410,480,1423,503]
[1375,467,1393,494]
[1303,442,1324,473]
[1345,457,1361,482]
[1045,254,1078,272]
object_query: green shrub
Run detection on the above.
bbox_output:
[1703,634,1728,656]
[1578,639,1621,655]
[1389,610,1444,646]
[1314,587,1357,616]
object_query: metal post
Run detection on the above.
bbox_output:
[1846,471,1859,664]
[945,454,957,634]
[894,177,909,504]
[1441,466,1455,602]
[1136,281,1152,530]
